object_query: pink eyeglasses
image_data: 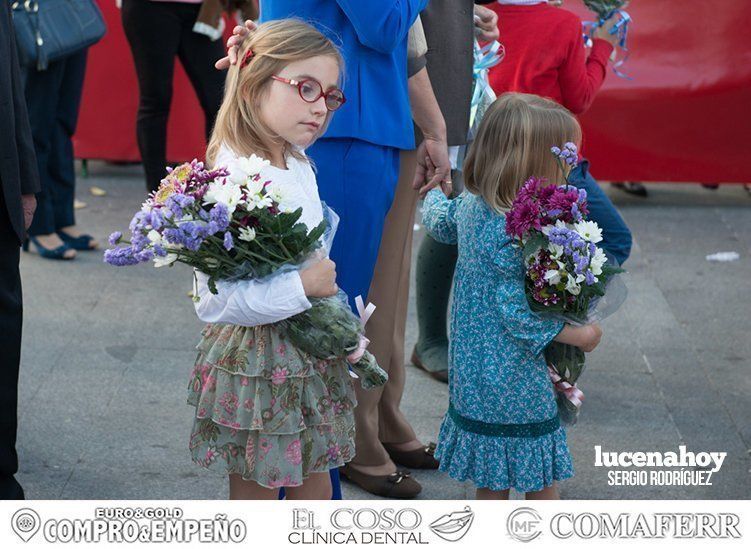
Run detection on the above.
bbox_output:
[271,76,346,112]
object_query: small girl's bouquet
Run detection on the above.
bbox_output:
[505,143,626,424]
[582,0,632,78]
[104,158,387,390]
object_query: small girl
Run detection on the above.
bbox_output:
[186,20,354,500]
[422,93,602,500]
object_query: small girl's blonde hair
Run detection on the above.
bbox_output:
[463,93,582,213]
[206,19,344,166]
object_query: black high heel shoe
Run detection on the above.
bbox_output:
[23,236,76,260]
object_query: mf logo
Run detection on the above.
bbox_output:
[507,507,542,542]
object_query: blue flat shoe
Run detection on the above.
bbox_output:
[23,236,76,260]
[57,230,98,250]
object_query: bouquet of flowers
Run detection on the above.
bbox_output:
[104,158,387,390]
[583,0,628,19]
[582,0,632,79]
[505,143,626,424]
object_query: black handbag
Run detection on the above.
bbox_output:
[10,0,106,71]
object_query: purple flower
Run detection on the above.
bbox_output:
[130,232,149,252]
[209,203,230,232]
[585,271,596,285]
[136,249,154,262]
[108,231,122,246]
[103,246,141,266]
[223,232,234,251]
[552,142,579,169]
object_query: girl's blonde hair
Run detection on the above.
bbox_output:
[463,93,582,213]
[206,19,344,166]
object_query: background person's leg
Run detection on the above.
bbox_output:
[353,150,420,469]
[121,0,182,192]
[24,61,64,239]
[49,49,88,234]
[176,9,225,142]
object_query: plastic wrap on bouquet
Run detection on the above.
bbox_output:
[276,206,388,391]
[532,257,628,425]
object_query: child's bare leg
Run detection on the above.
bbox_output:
[476,487,510,500]
[228,474,280,500]
[525,483,560,500]
[286,472,333,500]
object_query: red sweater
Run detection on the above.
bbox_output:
[487,3,614,115]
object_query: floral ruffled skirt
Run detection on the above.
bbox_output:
[187,323,357,489]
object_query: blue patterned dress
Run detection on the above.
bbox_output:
[422,189,574,492]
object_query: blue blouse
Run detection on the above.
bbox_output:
[421,189,565,425]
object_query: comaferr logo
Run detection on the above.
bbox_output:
[550,512,741,539]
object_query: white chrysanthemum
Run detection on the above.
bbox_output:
[238,227,257,242]
[204,181,243,214]
[565,276,582,296]
[265,182,285,204]
[542,219,570,236]
[153,253,178,268]
[548,242,565,259]
[237,154,271,177]
[590,246,608,275]
[544,269,562,285]
[147,229,162,245]
[574,220,603,243]
[246,193,273,211]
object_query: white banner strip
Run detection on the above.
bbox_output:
[1,500,749,548]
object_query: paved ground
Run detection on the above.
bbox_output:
[15,162,751,499]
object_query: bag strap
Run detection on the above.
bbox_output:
[12,0,47,70]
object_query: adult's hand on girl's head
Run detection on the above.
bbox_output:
[214,20,258,70]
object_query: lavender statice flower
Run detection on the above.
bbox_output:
[165,193,195,219]
[551,142,579,169]
[108,231,122,246]
[103,246,141,266]
[209,203,230,232]
[130,231,150,252]
[223,232,234,251]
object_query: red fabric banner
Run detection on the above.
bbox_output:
[73,2,751,183]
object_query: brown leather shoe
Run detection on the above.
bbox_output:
[382,441,440,470]
[339,463,422,499]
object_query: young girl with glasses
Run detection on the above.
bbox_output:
[187,19,354,500]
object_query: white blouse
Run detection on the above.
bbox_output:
[193,144,325,327]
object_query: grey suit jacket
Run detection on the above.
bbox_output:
[1,1,41,243]
[420,0,475,146]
